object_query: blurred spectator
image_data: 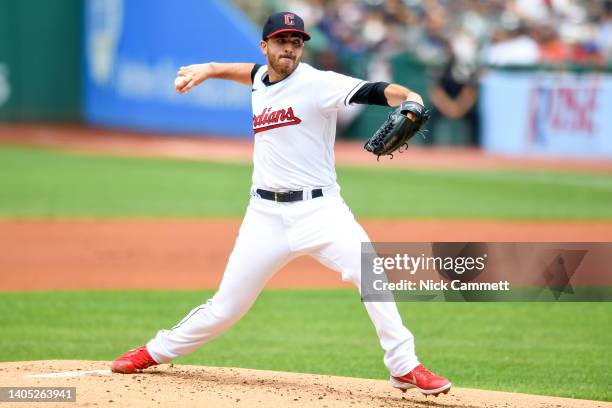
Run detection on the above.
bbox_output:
[428,43,479,145]
[241,0,612,70]
[510,0,587,23]
[410,13,449,65]
[480,24,540,65]
[532,23,572,63]
[596,2,612,64]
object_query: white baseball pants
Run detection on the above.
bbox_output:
[147,190,419,377]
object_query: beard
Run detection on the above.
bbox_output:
[269,54,298,78]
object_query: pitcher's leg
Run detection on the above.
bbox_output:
[311,201,419,377]
[147,203,292,363]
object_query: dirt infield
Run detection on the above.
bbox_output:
[1,219,611,291]
[0,361,609,408]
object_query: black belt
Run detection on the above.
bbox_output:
[256,188,323,202]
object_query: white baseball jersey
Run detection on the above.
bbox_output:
[251,62,366,190]
[147,62,419,379]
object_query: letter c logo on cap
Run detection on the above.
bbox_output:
[285,14,295,25]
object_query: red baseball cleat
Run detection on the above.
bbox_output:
[111,345,158,374]
[390,364,451,396]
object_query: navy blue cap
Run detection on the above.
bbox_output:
[262,12,311,41]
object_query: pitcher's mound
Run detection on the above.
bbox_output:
[0,360,608,408]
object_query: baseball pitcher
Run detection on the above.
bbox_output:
[111,12,449,397]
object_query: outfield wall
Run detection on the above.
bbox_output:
[0,0,82,121]
[83,0,263,136]
[481,69,612,158]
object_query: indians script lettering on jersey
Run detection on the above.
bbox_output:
[253,107,302,134]
[251,63,366,189]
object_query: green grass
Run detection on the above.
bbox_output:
[1,146,611,219]
[0,290,610,401]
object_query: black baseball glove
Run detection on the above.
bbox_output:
[364,101,430,158]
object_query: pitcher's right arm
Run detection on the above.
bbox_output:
[175,62,257,93]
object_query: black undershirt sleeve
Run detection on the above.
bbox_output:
[251,64,262,84]
[349,81,390,106]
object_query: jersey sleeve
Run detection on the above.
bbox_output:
[250,64,262,84]
[314,70,367,113]
[349,81,390,106]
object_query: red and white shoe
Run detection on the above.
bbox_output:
[111,345,158,374]
[390,364,451,396]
